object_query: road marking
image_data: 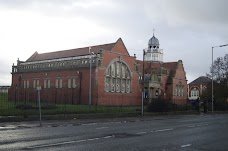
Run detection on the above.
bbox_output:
[220,121,226,123]
[87,138,100,141]
[155,128,173,132]
[151,131,154,133]
[96,126,108,129]
[136,132,147,135]
[181,144,191,148]
[102,122,115,124]
[187,125,195,128]
[82,123,97,126]
[75,139,86,143]
[27,141,77,149]
[115,122,122,124]
[103,135,114,139]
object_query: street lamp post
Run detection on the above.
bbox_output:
[89,47,94,106]
[142,49,145,116]
[211,44,228,114]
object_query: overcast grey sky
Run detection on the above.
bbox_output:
[0,0,228,85]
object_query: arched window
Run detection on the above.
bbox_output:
[191,88,199,97]
[105,60,131,93]
[176,84,184,96]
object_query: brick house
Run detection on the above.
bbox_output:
[188,76,211,100]
[9,35,188,106]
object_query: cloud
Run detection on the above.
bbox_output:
[0,0,228,85]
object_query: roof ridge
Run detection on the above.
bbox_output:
[37,42,116,55]
[26,42,116,62]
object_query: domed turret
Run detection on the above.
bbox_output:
[144,30,163,62]
[148,34,159,49]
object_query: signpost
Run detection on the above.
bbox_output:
[37,85,42,127]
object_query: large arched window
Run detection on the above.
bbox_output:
[105,59,131,93]
[191,88,199,97]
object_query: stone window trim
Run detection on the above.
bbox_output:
[175,84,184,96]
[68,76,77,88]
[44,78,51,89]
[33,79,40,88]
[55,77,63,88]
[106,58,132,78]
[23,80,30,89]
[191,87,199,97]
[104,58,132,93]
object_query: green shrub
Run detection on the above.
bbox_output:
[147,99,174,112]
[214,100,228,111]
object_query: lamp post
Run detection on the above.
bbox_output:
[89,47,94,106]
[142,49,145,116]
[211,44,228,114]
[77,71,82,104]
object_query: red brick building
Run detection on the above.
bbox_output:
[188,76,211,100]
[9,35,188,106]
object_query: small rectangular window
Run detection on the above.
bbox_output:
[55,79,59,88]
[72,78,76,88]
[33,80,36,88]
[47,79,51,88]
[44,79,47,88]
[24,80,26,89]
[68,79,71,88]
[26,80,29,88]
[59,79,62,88]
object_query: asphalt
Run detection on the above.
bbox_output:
[0,112,201,131]
[1,113,228,150]
[0,111,226,131]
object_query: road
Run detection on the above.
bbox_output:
[0,114,228,151]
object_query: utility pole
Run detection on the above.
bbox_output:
[142,49,145,116]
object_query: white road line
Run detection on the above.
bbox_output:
[220,121,226,123]
[75,139,87,143]
[27,141,77,149]
[102,122,111,124]
[181,144,191,148]
[81,123,97,126]
[155,128,173,132]
[187,125,196,128]
[27,137,100,149]
[151,131,154,133]
[136,132,147,135]
[96,127,108,129]
[103,135,114,139]
[87,138,100,141]
[115,122,122,124]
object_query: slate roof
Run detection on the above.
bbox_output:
[26,43,115,62]
[189,76,211,85]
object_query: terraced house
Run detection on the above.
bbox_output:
[9,34,188,106]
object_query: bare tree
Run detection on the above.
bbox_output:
[207,54,228,83]
[206,54,228,103]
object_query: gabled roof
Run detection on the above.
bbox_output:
[163,62,178,73]
[163,62,179,84]
[189,76,211,85]
[26,42,115,62]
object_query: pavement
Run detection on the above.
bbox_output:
[1,110,227,131]
[0,112,204,131]
[1,113,227,150]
